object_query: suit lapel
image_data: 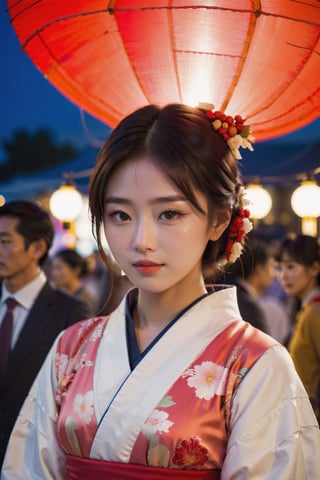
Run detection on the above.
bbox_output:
[1,283,55,389]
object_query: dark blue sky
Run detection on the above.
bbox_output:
[0,4,110,163]
[1,3,319,164]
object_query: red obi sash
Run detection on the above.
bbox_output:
[66,456,221,479]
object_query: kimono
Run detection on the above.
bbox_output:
[2,287,320,479]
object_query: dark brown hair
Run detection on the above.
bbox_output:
[89,103,244,286]
[53,248,88,277]
[278,235,320,285]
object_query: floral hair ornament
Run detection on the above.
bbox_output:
[198,102,255,160]
[217,184,253,265]
[225,205,253,264]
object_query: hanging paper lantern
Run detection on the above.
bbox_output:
[7,1,320,140]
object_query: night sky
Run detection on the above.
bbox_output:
[1,3,110,163]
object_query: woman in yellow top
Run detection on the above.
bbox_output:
[278,235,320,421]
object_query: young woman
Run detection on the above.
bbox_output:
[278,235,320,422]
[50,249,98,316]
[2,104,319,479]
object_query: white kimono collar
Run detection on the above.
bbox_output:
[91,285,242,461]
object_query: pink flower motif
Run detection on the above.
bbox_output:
[55,353,69,381]
[77,318,99,338]
[172,436,208,467]
[142,409,174,436]
[91,323,104,341]
[185,361,227,400]
[73,390,94,424]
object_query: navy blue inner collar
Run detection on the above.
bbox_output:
[125,290,208,370]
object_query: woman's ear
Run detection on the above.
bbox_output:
[209,208,232,241]
[310,261,320,279]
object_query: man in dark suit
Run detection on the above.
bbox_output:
[0,200,90,468]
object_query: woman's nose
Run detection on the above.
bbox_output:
[133,218,157,252]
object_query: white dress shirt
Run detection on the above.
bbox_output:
[0,271,47,348]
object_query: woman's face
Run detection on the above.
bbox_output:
[103,157,226,298]
[51,257,76,289]
[278,251,319,300]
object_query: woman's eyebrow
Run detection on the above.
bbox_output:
[105,195,186,205]
[104,197,130,205]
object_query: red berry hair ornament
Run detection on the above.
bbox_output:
[199,102,255,160]
[198,103,254,264]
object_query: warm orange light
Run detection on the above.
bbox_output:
[7,1,320,141]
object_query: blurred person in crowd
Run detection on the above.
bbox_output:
[2,104,319,479]
[50,248,98,316]
[80,250,105,303]
[278,234,320,422]
[255,240,291,344]
[220,234,271,334]
[219,234,291,343]
[0,200,90,469]
[259,277,291,344]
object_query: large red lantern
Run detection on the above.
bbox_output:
[7,1,320,140]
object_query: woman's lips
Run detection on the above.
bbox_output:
[133,261,163,275]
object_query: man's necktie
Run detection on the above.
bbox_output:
[0,298,18,379]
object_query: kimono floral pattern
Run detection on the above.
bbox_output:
[141,359,231,469]
[142,408,174,436]
[73,391,94,424]
[172,436,209,467]
[183,361,228,400]
[55,316,109,457]
[54,310,276,469]
[142,396,176,468]
[139,346,254,469]
[55,317,104,405]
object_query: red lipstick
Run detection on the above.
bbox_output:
[133,261,162,275]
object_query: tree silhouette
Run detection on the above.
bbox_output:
[0,129,78,180]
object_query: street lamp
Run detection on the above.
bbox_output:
[291,180,320,236]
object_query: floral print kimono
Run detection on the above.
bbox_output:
[2,287,320,479]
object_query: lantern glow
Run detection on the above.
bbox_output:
[49,184,83,222]
[291,181,320,218]
[7,1,320,141]
[245,184,272,219]
[291,180,320,236]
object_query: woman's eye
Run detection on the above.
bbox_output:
[109,210,131,222]
[159,209,182,221]
[287,263,294,269]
